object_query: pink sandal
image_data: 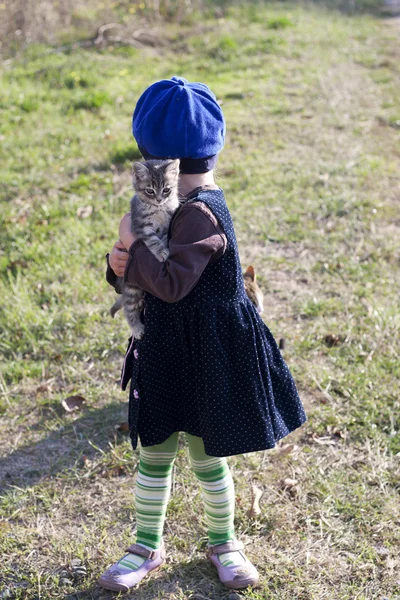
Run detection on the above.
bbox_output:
[208,540,259,589]
[98,541,165,592]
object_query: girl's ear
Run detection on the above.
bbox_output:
[244,265,256,281]
[133,162,149,181]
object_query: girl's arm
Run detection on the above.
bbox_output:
[123,202,226,303]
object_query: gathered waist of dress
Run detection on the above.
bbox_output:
[145,292,250,311]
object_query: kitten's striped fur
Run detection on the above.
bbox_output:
[110,159,180,339]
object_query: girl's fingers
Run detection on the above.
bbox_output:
[112,262,126,276]
[115,252,128,262]
[114,247,129,257]
[111,260,127,271]
[111,249,129,260]
[109,245,129,276]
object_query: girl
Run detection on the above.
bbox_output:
[100,76,307,592]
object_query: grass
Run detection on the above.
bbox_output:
[0,1,399,598]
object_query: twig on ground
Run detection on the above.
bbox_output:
[2,22,163,64]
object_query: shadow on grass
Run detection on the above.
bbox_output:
[0,402,133,493]
[69,557,231,600]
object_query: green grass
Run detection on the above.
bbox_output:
[0,2,399,599]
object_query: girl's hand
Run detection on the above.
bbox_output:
[109,240,129,277]
[119,213,136,250]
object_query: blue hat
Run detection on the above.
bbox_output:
[132,77,225,166]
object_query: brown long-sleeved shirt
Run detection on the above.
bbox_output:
[106,195,227,303]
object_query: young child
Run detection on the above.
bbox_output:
[101,76,307,592]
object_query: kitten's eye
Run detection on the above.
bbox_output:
[145,188,155,196]
[163,187,171,196]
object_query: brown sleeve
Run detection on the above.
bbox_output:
[123,202,227,303]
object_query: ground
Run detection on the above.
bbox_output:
[0,2,399,599]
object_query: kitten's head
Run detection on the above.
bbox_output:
[133,159,180,206]
[244,265,264,314]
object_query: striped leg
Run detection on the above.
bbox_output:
[187,434,246,568]
[118,433,179,573]
[186,434,235,545]
[136,433,179,550]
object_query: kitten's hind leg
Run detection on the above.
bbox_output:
[123,285,145,339]
[110,296,123,318]
[126,310,145,340]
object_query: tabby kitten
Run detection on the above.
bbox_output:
[244,265,264,313]
[110,159,180,339]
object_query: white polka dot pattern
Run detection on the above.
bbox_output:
[123,189,307,457]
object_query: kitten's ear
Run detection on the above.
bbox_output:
[244,265,256,281]
[133,162,149,181]
[165,159,180,176]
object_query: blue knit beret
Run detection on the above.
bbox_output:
[132,76,225,160]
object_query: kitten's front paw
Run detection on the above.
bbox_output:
[159,248,169,262]
[131,323,145,340]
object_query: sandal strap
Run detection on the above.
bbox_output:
[125,544,156,559]
[208,540,244,556]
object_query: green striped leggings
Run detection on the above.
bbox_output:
[135,432,235,550]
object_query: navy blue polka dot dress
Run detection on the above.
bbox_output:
[121,188,307,457]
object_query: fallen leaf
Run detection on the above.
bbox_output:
[324,333,342,347]
[282,478,299,498]
[276,443,298,455]
[312,434,337,445]
[62,395,86,412]
[114,422,129,433]
[283,478,298,488]
[82,454,94,464]
[318,172,330,182]
[247,484,262,517]
[101,465,126,478]
[76,205,93,219]
[326,425,346,439]
[36,381,53,394]
[9,259,28,270]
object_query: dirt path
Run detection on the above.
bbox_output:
[384,0,400,12]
